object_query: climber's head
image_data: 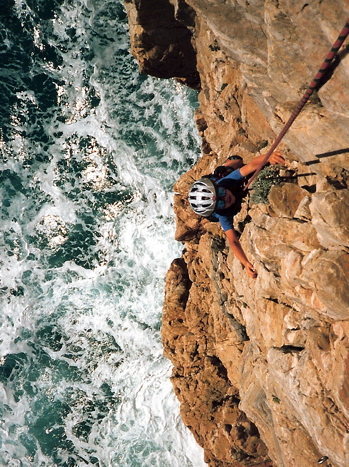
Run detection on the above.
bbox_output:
[215,186,236,210]
[188,178,236,217]
[188,178,216,217]
[212,177,243,216]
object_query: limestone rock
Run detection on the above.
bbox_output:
[124,0,200,87]
[268,183,308,219]
[310,189,349,249]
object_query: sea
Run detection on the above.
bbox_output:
[0,0,205,465]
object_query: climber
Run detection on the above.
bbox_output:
[188,151,285,278]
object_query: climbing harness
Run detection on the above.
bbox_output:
[245,19,349,190]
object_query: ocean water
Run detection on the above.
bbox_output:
[0,0,205,465]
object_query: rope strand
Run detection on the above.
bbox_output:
[245,19,349,190]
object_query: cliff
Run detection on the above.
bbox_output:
[125,1,349,465]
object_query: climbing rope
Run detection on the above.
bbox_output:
[245,19,349,190]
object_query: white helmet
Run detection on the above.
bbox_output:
[188,177,216,217]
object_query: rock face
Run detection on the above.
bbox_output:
[126,1,349,466]
[124,0,200,87]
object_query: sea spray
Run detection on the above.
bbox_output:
[0,0,205,465]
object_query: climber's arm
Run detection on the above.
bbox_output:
[224,228,257,279]
[240,151,285,177]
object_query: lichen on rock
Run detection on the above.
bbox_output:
[126,1,349,465]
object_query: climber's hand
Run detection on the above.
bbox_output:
[269,151,285,165]
[244,262,257,279]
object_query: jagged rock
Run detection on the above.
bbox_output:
[124,0,200,87]
[126,1,349,466]
[268,183,308,218]
[310,189,349,249]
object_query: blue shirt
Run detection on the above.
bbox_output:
[211,168,245,231]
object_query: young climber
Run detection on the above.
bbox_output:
[188,151,285,279]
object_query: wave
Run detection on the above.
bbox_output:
[0,0,204,465]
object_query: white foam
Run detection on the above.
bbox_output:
[1,0,204,465]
